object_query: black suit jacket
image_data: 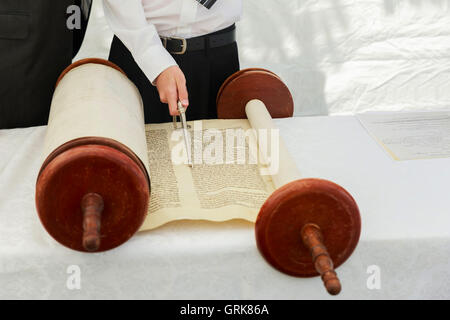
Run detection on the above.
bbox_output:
[0,0,92,129]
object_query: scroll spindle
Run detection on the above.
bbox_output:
[219,70,361,295]
[301,223,342,295]
[81,193,104,252]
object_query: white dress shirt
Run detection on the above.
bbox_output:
[103,0,242,83]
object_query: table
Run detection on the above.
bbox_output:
[1,115,449,299]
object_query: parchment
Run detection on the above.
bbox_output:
[44,63,150,175]
[140,119,276,230]
[246,100,302,188]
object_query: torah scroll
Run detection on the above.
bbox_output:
[36,59,303,248]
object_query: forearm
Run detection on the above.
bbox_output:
[102,0,177,83]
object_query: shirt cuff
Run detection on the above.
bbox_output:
[135,45,178,85]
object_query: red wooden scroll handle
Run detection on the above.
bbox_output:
[301,223,342,295]
[81,193,104,252]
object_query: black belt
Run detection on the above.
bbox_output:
[161,25,236,55]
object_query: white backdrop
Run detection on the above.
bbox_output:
[76,0,450,117]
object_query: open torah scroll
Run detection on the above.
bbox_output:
[41,60,299,233]
[143,100,301,230]
[143,119,273,230]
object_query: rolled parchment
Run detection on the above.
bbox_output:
[245,99,301,189]
[43,60,149,174]
[36,59,150,252]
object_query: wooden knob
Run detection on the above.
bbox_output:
[255,179,361,295]
[301,223,341,295]
[81,193,104,252]
[216,69,294,119]
[35,139,150,252]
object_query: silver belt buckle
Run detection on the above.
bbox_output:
[163,36,187,55]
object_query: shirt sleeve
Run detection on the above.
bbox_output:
[103,0,177,84]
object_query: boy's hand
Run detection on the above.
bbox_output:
[155,66,189,116]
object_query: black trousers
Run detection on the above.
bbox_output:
[108,25,240,124]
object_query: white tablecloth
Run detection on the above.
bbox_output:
[1,115,449,299]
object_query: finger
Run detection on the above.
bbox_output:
[176,76,189,109]
[156,85,166,103]
[167,91,179,116]
[158,92,167,104]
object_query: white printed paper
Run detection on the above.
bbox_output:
[357,111,450,160]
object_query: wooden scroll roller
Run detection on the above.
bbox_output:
[36,59,151,252]
[217,69,361,295]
